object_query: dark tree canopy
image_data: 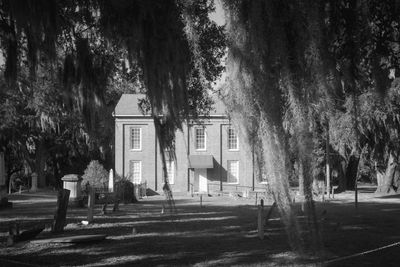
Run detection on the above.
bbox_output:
[0,0,225,193]
[0,0,225,145]
[2,0,400,256]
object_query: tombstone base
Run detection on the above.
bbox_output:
[0,185,7,198]
[69,197,84,208]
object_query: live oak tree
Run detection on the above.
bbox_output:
[0,63,102,188]
[220,0,400,254]
[0,0,225,192]
[1,0,400,257]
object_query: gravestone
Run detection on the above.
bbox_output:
[0,152,11,209]
[87,187,95,223]
[62,174,82,207]
[52,189,70,233]
[31,172,38,192]
[108,169,114,193]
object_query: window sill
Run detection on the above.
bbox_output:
[195,149,207,152]
[130,149,142,152]
[228,149,239,152]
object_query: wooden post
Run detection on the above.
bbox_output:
[264,202,277,227]
[87,187,95,223]
[113,198,120,212]
[257,204,264,240]
[200,194,203,208]
[0,152,5,195]
[102,203,107,215]
[355,180,358,209]
[52,189,70,233]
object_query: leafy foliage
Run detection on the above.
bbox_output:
[0,0,224,192]
[114,175,135,203]
[82,160,108,189]
[5,0,400,255]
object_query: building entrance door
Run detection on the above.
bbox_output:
[194,168,208,193]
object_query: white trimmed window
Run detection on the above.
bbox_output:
[195,127,206,151]
[227,160,239,184]
[165,161,175,184]
[129,160,142,184]
[130,127,142,150]
[228,127,239,150]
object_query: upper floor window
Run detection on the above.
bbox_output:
[130,127,141,150]
[165,160,175,184]
[195,127,206,151]
[228,127,239,150]
[227,160,239,184]
[129,160,142,184]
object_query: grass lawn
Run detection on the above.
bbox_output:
[1,187,400,266]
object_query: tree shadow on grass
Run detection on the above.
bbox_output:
[0,197,299,266]
[9,194,400,266]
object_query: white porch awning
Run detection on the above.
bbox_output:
[188,155,214,169]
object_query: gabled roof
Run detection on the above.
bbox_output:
[114,94,147,116]
[114,94,227,117]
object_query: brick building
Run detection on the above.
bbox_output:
[114,94,264,194]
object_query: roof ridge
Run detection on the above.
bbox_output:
[114,94,226,116]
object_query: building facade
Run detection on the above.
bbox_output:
[114,94,265,194]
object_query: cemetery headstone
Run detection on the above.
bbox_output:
[61,174,82,207]
[31,172,38,192]
[52,189,70,233]
[87,186,95,223]
[108,169,114,193]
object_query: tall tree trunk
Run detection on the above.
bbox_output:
[345,155,359,190]
[0,152,6,198]
[296,123,321,254]
[258,122,303,253]
[298,161,305,198]
[335,160,347,193]
[375,152,398,194]
[35,140,47,188]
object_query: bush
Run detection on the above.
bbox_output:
[114,175,137,203]
[82,160,109,190]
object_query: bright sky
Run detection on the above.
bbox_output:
[209,0,225,26]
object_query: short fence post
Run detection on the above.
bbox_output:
[102,203,107,215]
[200,194,203,208]
[265,202,277,227]
[257,203,264,240]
